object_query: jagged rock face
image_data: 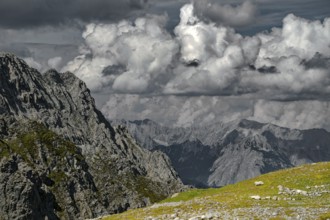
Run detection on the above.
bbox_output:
[0,122,98,220]
[116,119,330,187]
[0,53,184,220]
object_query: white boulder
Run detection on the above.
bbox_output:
[250,195,261,200]
[254,181,264,186]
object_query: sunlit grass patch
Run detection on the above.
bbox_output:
[103,162,330,220]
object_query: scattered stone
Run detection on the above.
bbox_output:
[150,202,182,209]
[278,185,284,191]
[171,193,179,198]
[205,212,216,219]
[170,213,178,218]
[255,181,264,186]
[250,195,261,200]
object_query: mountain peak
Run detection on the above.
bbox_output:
[0,52,21,59]
[0,53,184,219]
[238,119,264,130]
[0,52,34,78]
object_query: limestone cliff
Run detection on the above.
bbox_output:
[0,53,184,220]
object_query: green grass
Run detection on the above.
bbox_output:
[135,176,168,203]
[103,162,330,220]
[319,212,330,220]
[48,170,68,184]
[0,121,82,164]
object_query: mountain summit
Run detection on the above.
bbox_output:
[0,53,184,219]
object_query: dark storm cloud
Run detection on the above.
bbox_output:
[239,0,330,34]
[193,0,258,27]
[0,25,82,71]
[0,0,149,28]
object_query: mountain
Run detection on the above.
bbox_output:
[0,53,184,220]
[102,162,330,220]
[114,119,330,187]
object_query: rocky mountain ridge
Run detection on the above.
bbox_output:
[0,53,184,220]
[114,118,330,187]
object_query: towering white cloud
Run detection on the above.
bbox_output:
[174,4,242,63]
[65,3,330,97]
[64,3,330,130]
[63,15,178,93]
[164,4,261,94]
[242,14,330,96]
[255,14,330,65]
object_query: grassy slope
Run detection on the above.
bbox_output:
[103,162,330,219]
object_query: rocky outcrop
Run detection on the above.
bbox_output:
[115,119,330,187]
[0,53,184,219]
[0,122,98,220]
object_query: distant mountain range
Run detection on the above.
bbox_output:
[0,53,184,219]
[113,118,330,188]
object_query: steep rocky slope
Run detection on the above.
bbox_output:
[0,53,184,220]
[115,119,330,187]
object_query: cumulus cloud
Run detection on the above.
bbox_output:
[23,56,65,73]
[255,14,330,63]
[241,14,330,98]
[65,3,330,97]
[23,57,43,70]
[164,4,261,95]
[242,56,330,97]
[63,15,178,93]
[174,4,242,63]
[47,57,63,70]
[193,0,258,27]
[62,3,330,130]
[164,4,330,97]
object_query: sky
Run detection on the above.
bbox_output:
[1,0,330,130]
